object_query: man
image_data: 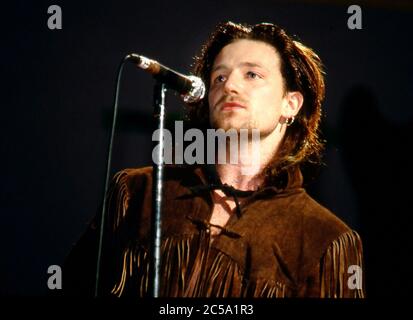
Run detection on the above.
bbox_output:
[64,21,365,297]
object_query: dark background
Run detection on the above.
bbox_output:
[1,0,412,296]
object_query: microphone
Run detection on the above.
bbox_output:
[127,53,206,103]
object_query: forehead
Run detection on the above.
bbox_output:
[212,39,281,70]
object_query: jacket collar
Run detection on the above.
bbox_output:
[188,164,304,198]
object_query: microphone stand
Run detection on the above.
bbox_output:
[149,81,167,297]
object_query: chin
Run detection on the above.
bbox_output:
[212,121,241,132]
[211,116,252,132]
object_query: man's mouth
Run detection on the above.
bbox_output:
[220,102,246,111]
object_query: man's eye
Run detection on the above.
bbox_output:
[246,71,260,79]
[214,75,226,83]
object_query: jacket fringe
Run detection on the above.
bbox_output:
[107,171,130,230]
[320,230,365,298]
[110,232,288,297]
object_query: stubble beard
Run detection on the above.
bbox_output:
[210,110,258,133]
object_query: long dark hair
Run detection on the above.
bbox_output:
[186,21,326,186]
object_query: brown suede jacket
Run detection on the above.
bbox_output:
[64,165,365,298]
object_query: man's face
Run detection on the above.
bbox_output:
[208,39,286,136]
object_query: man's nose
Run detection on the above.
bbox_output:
[223,71,242,95]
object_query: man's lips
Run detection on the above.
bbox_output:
[220,102,246,110]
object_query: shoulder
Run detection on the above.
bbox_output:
[291,192,364,285]
[113,166,152,184]
[241,188,357,260]
[294,193,365,297]
[259,190,358,266]
[295,192,354,256]
[280,192,364,297]
[110,165,201,195]
[299,192,350,239]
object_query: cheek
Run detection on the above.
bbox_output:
[208,88,218,111]
[252,89,283,122]
[253,88,281,109]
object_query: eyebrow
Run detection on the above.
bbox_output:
[211,62,269,73]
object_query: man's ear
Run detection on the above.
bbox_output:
[282,91,304,117]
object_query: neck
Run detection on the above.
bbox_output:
[216,125,285,191]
